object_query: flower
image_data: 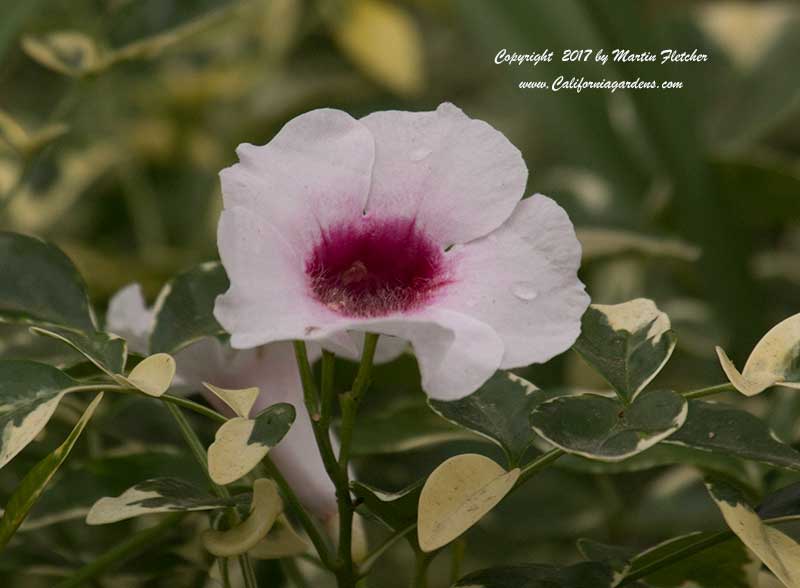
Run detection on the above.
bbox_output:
[214,103,590,400]
[107,284,341,522]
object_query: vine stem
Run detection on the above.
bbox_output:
[162,401,258,588]
[682,382,736,399]
[337,333,380,585]
[411,551,433,588]
[54,513,185,588]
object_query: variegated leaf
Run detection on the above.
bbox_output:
[574,299,676,403]
[417,453,519,553]
[530,389,687,462]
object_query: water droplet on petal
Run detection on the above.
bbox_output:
[511,282,538,301]
[410,147,431,162]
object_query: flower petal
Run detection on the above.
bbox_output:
[442,194,589,368]
[106,283,153,355]
[360,103,527,246]
[219,108,374,253]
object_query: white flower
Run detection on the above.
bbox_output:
[106,284,343,522]
[214,103,590,400]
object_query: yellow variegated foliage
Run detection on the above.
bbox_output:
[116,353,176,397]
[716,313,800,396]
[707,480,800,588]
[208,418,269,485]
[203,383,260,418]
[331,0,424,96]
[202,479,282,557]
[22,31,101,77]
[417,453,519,552]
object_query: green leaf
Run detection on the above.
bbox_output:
[351,402,473,457]
[86,477,246,525]
[30,326,126,376]
[453,562,614,588]
[149,262,229,355]
[352,480,422,533]
[576,538,633,577]
[0,232,95,332]
[530,389,687,461]
[0,360,82,469]
[208,403,295,485]
[573,299,677,403]
[758,482,800,519]
[664,400,800,471]
[619,532,757,588]
[428,371,539,466]
[0,393,102,549]
[706,477,800,588]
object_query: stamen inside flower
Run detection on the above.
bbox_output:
[306,218,449,317]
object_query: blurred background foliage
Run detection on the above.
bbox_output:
[1,0,800,586]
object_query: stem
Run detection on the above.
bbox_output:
[337,333,380,584]
[320,350,337,427]
[54,513,184,588]
[293,341,321,418]
[682,383,736,400]
[261,457,336,569]
[281,557,311,588]
[411,552,433,588]
[359,523,416,576]
[516,449,564,486]
[450,538,466,585]
[162,402,258,586]
[162,393,226,423]
[617,515,800,585]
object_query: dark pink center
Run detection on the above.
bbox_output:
[306,218,449,317]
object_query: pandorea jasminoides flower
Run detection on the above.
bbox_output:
[106,285,344,524]
[214,103,590,400]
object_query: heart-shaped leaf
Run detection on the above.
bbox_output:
[116,353,176,397]
[417,453,519,553]
[428,371,540,466]
[706,477,800,588]
[0,232,95,332]
[208,403,295,485]
[202,479,282,557]
[664,400,800,471]
[453,562,614,588]
[31,326,127,376]
[530,389,687,462]
[149,262,229,355]
[716,312,800,396]
[86,478,245,525]
[203,383,259,418]
[573,299,676,403]
[0,393,103,549]
[0,361,85,469]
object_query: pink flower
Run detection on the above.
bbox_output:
[214,103,589,400]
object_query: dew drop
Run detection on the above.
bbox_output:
[410,147,432,162]
[511,282,539,301]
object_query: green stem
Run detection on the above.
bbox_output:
[218,558,231,588]
[682,383,736,400]
[320,350,337,427]
[450,538,466,585]
[411,551,433,588]
[162,402,258,586]
[162,393,227,423]
[293,341,321,418]
[617,514,800,585]
[54,513,184,588]
[359,523,416,577]
[262,457,336,569]
[516,449,565,486]
[337,333,380,584]
[281,557,312,588]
